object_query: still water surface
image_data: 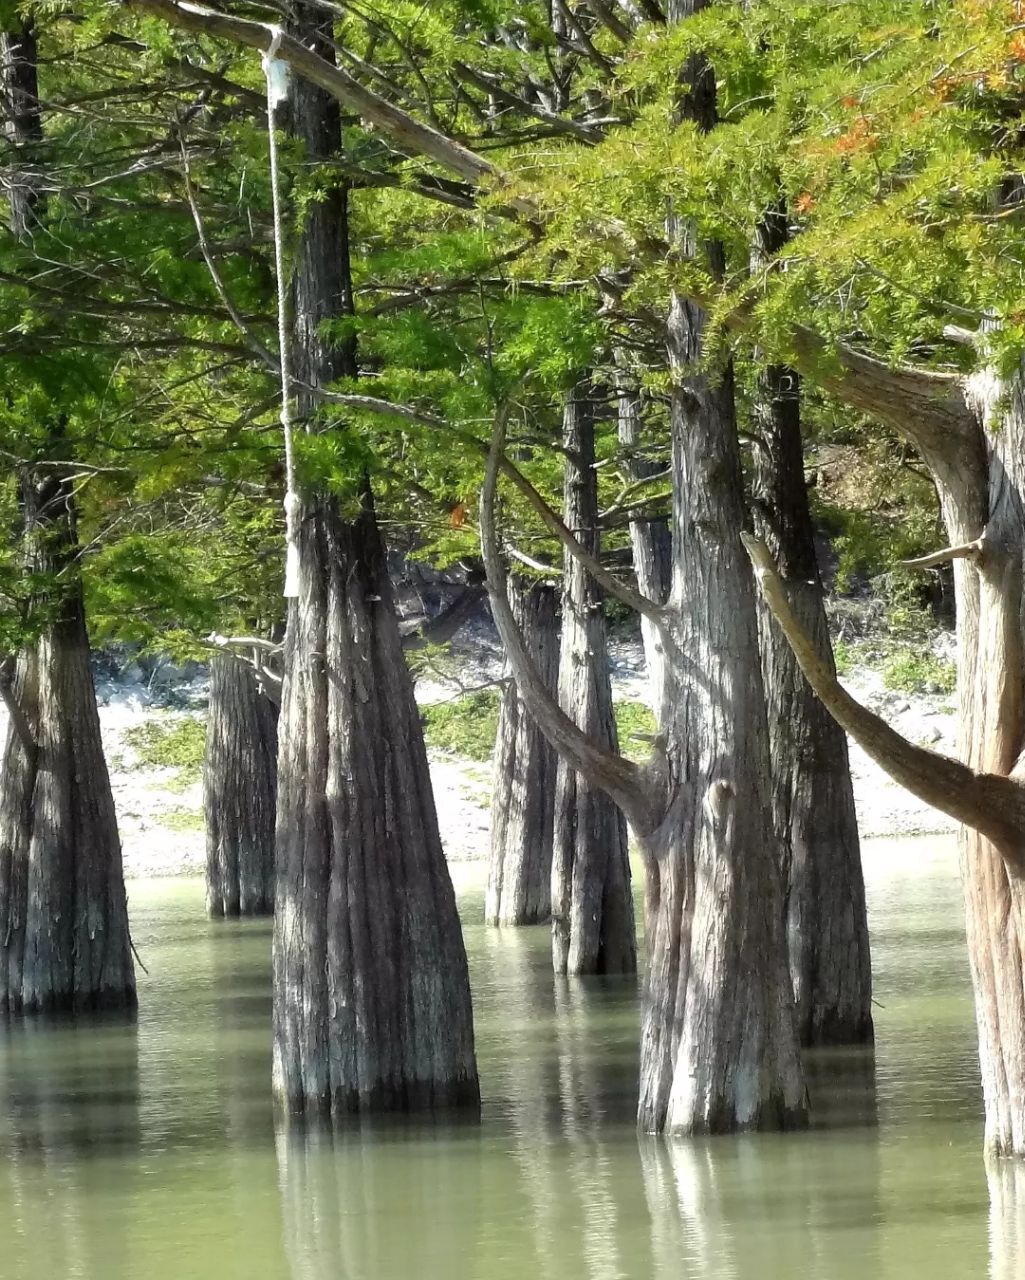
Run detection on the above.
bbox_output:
[0,836,1018,1279]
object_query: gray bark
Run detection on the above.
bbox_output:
[205,652,278,917]
[552,381,636,976]
[486,579,559,926]
[0,21,134,1015]
[750,208,873,1047]
[271,5,478,1117]
[637,4,804,1131]
[614,364,671,715]
[0,473,135,1014]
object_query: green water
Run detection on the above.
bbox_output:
[0,835,1015,1280]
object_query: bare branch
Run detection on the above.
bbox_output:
[401,583,486,651]
[480,405,654,831]
[178,136,280,373]
[900,535,986,570]
[320,391,666,622]
[126,0,536,214]
[0,658,37,762]
[742,532,1025,850]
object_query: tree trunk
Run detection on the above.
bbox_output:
[0,472,135,1014]
[551,381,636,976]
[743,355,1025,1154]
[636,308,806,1133]
[205,652,278,917]
[614,362,671,715]
[749,209,873,1047]
[271,5,479,1117]
[0,22,134,1016]
[957,364,1025,1157]
[636,5,804,1132]
[486,579,559,926]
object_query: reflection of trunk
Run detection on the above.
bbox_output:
[277,1123,488,1280]
[552,382,636,977]
[0,1018,139,1278]
[988,1158,1025,1280]
[272,6,478,1116]
[0,473,136,1014]
[750,210,872,1047]
[205,653,278,918]
[614,364,671,714]
[487,579,559,926]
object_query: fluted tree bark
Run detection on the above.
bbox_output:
[551,381,636,977]
[749,207,872,1048]
[270,3,478,1118]
[487,578,560,927]
[205,652,278,918]
[0,20,134,1016]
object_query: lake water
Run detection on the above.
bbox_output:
[0,835,1018,1279]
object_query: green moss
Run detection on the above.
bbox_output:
[420,689,501,762]
[123,715,206,786]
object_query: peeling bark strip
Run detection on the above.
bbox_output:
[552,381,636,976]
[271,4,478,1117]
[0,473,136,1014]
[487,579,559,927]
[750,208,872,1048]
[205,653,278,918]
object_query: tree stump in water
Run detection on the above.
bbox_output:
[205,652,278,918]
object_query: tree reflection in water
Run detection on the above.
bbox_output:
[0,1014,139,1280]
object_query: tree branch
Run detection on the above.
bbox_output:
[320,391,666,622]
[401,582,486,651]
[742,532,1025,850]
[0,658,37,762]
[900,534,986,570]
[480,405,655,832]
[125,0,536,214]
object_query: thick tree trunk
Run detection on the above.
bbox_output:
[614,364,671,714]
[749,212,873,1048]
[486,579,559,926]
[637,5,804,1132]
[636,311,805,1133]
[744,357,1025,1153]
[0,473,135,1014]
[205,652,278,918]
[551,381,636,976]
[271,5,478,1117]
[958,365,1025,1157]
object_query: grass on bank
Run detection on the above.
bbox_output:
[420,689,657,765]
[122,715,207,786]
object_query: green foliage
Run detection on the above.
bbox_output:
[419,688,658,766]
[614,701,658,763]
[882,650,957,697]
[420,689,502,762]
[122,716,206,785]
[155,804,205,833]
